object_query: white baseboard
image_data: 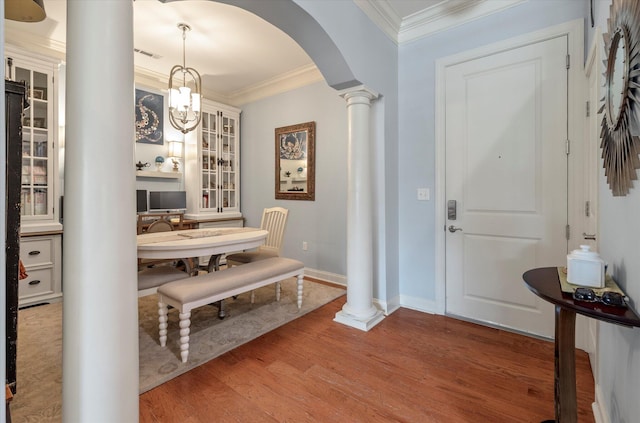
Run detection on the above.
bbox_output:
[374,295,401,315]
[592,383,609,423]
[398,294,438,315]
[303,267,346,286]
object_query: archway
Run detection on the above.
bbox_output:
[163,0,361,90]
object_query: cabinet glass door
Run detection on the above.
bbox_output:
[201,110,218,211]
[220,114,238,211]
[195,101,240,216]
[16,66,51,218]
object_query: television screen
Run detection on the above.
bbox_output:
[136,190,148,213]
[149,191,187,211]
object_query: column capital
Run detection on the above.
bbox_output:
[338,85,379,104]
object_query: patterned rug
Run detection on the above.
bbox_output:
[11,278,345,422]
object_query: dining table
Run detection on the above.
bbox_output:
[137,227,268,272]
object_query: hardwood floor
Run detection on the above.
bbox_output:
[140,296,595,422]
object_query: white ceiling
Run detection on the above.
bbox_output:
[4,0,523,104]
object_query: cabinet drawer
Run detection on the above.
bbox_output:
[19,268,54,299]
[20,238,54,267]
[199,219,243,229]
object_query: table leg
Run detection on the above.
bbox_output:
[554,305,577,423]
[206,254,222,273]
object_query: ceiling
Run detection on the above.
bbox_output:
[4,0,522,104]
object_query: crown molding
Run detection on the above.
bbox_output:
[4,27,66,61]
[399,0,527,43]
[353,0,402,44]
[355,0,528,45]
[229,64,324,106]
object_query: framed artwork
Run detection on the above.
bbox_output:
[275,121,315,201]
[135,88,164,144]
[32,89,44,100]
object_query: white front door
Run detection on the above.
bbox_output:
[445,36,568,338]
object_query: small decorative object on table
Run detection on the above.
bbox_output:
[566,245,605,288]
[154,156,165,170]
[136,161,150,171]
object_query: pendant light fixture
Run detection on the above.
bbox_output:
[168,23,202,134]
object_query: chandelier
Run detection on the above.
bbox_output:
[168,23,202,134]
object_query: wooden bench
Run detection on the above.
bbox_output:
[157,256,305,363]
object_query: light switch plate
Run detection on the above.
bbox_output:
[417,188,429,201]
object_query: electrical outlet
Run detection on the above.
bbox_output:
[302,241,308,251]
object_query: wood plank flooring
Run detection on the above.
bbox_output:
[140,295,595,422]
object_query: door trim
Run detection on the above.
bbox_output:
[434,19,585,315]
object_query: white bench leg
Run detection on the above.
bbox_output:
[276,282,281,302]
[158,302,168,347]
[179,311,191,363]
[297,274,303,310]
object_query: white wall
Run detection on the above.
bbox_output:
[397,0,587,306]
[240,81,348,275]
[590,2,640,422]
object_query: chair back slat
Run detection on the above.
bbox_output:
[146,219,173,233]
[259,207,289,255]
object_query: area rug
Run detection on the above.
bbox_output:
[11,278,345,422]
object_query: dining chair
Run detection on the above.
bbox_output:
[139,218,174,270]
[226,207,289,266]
[225,206,289,303]
[146,219,174,233]
[138,218,192,296]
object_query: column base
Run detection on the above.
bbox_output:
[334,309,385,331]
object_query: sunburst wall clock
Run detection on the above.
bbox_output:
[600,0,640,196]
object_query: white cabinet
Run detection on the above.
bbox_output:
[185,100,241,220]
[6,47,62,233]
[7,47,64,305]
[19,235,62,307]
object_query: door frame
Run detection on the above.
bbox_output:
[434,19,585,315]
[580,24,601,373]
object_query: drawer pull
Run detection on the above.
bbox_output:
[28,250,41,256]
[28,280,41,285]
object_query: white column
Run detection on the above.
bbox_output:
[334,86,385,331]
[63,2,139,422]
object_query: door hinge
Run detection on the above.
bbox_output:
[565,139,570,155]
[565,224,570,240]
[586,101,590,117]
[566,54,570,69]
[585,200,590,217]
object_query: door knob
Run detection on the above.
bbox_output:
[582,232,596,240]
[448,225,463,233]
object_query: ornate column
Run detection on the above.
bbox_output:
[63,2,139,422]
[334,86,385,331]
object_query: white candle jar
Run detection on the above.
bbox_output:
[567,245,605,288]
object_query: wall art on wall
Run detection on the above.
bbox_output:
[600,0,640,196]
[275,121,315,201]
[135,88,164,145]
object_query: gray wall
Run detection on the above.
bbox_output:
[240,81,348,275]
[238,0,400,304]
[397,0,587,303]
[297,0,400,304]
[591,2,640,421]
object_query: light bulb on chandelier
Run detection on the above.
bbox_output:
[168,23,202,134]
